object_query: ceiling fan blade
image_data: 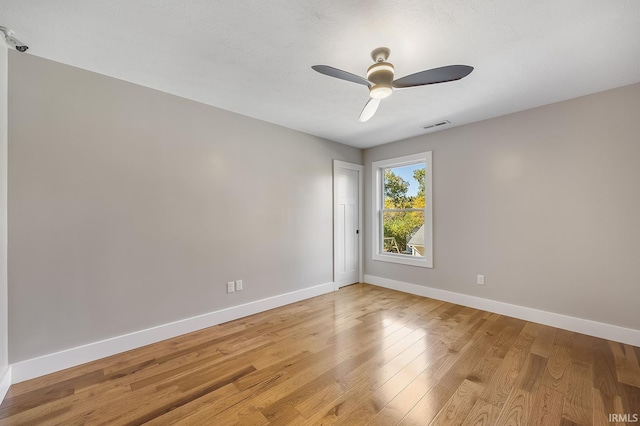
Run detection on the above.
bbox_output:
[359,98,381,122]
[392,65,473,88]
[312,65,371,87]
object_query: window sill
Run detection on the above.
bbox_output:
[372,252,433,268]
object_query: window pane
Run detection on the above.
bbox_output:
[383,164,426,209]
[382,210,425,257]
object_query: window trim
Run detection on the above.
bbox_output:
[372,152,433,268]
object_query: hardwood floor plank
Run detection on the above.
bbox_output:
[528,385,564,425]
[141,382,239,425]
[529,326,557,359]
[128,348,226,391]
[592,338,620,418]
[481,326,536,407]
[461,399,501,426]
[615,383,640,425]
[518,353,548,393]
[430,379,484,425]
[328,345,435,424]
[299,310,455,424]
[569,333,595,366]
[399,317,505,425]
[560,418,581,426]
[540,344,572,394]
[0,371,98,417]
[261,326,427,421]
[326,339,436,424]
[592,388,612,426]
[0,284,637,426]
[236,313,419,422]
[366,372,437,426]
[609,341,640,388]
[465,324,519,387]
[562,360,592,425]
[494,387,534,425]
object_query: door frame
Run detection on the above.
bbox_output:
[333,160,364,290]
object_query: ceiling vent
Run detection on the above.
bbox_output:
[422,120,450,130]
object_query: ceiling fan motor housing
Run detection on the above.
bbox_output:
[367,62,394,99]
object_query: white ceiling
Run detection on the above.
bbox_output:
[2,1,640,149]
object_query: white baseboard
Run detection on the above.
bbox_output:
[11,282,335,384]
[0,365,11,403]
[365,275,640,347]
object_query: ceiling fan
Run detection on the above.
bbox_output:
[312,47,473,122]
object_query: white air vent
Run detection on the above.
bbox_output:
[423,120,450,130]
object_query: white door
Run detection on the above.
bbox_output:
[334,161,362,288]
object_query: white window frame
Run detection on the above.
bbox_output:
[372,152,433,268]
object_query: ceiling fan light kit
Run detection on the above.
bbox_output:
[367,63,394,99]
[369,84,393,100]
[367,47,394,100]
[312,47,473,122]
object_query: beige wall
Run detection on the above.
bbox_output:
[364,83,640,331]
[0,37,8,373]
[8,52,361,362]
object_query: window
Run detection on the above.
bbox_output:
[372,152,432,268]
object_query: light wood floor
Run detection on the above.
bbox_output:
[1,284,639,425]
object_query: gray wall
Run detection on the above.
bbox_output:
[7,48,639,365]
[8,52,361,362]
[364,83,640,331]
[0,37,8,374]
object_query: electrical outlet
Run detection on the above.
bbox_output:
[477,275,485,285]
[227,281,235,293]
[235,280,243,291]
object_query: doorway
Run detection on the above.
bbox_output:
[333,160,363,289]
